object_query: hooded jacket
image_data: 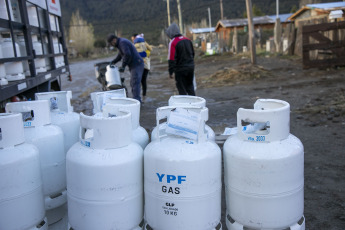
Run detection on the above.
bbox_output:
[166,23,194,75]
[133,35,152,70]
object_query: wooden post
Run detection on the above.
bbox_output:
[177,0,183,33]
[167,0,171,26]
[245,0,256,64]
[220,0,224,20]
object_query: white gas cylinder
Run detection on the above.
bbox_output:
[32,35,43,55]
[90,89,127,114]
[52,37,59,54]
[5,100,67,225]
[0,113,48,230]
[54,55,64,68]
[17,37,31,76]
[49,14,56,31]
[103,97,149,149]
[67,110,144,230]
[0,43,8,85]
[35,91,80,154]
[2,38,25,80]
[105,65,122,88]
[27,4,39,27]
[9,0,21,22]
[144,106,222,230]
[223,99,305,230]
[151,95,215,142]
[31,35,46,73]
[0,0,8,20]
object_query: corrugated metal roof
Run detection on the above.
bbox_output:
[218,14,292,28]
[306,2,345,10]
[268,13,293,22]
[190,28,215,34]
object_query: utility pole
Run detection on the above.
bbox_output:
[245,0,256,64]
[274,0,282,53]
[220,0,224,20]
[177,0,183,33]
[167,0,171,26]
[208,7,212,29]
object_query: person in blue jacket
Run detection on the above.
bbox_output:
[107,34,144,102]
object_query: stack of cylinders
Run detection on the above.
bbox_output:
[5,101,67,225]
[144,106,222,230]
[0,113,48,230]
[67,110,144,230]
[0,43,8,85]
[103,98,149,149]
[223,99,305,230]
[35,91,80,154]
[2,38,25,81]
[151,95,216,141]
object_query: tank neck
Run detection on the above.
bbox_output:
[90,89,127,114]
[5,100,51,127]
[103,98,140,129]
[237,99,290,142]
[155,106,209,142]
[35,91,74,113]
[0,113,25,148]
[80,110,132,149]
[169,95,206,107]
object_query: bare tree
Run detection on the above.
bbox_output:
[68,10,95,57]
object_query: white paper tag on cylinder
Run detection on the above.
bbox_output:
[166,108,200,140]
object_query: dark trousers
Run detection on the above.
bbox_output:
[175,69,195,96]
[141,68,149,96]
[130,63,144,102]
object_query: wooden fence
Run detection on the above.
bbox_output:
[302,21,345,69]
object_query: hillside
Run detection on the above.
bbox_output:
[59,0,334,45]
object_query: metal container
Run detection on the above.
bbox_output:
[67,110,144,230]
[144,106,222,230]
[223,99,305,230]
[103,97,149,149]
[105,65,122,88]
[0,113,48,230]
[5,100,67,225]
[35,91,80,154]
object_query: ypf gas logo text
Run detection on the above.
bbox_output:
[156,173,186,195]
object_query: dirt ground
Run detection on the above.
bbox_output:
[62,48,345,229]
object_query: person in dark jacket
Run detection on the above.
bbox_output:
[165,23,195,96]
[107,34,144,102]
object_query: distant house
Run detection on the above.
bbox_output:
[188,27,217,52]
[215,14,292,52]
[287,2,345,56]
[288,2,345,23]
[189,27,215,41]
